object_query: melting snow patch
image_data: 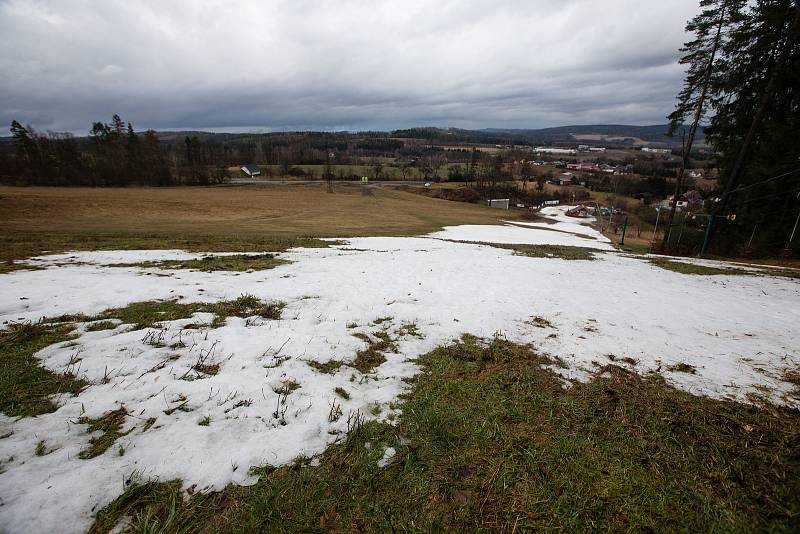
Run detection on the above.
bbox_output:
[0,211,798,532]
[378,447,396,468]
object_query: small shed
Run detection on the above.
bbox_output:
[241,164,261,177]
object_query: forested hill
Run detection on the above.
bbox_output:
[482,124,703,144]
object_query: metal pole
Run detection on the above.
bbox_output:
[747,220,759,249]
[789,192,800,246]
[620,215,629,246]
[790,210,800,244]
[650,207,662,253]
[677,212,687,248]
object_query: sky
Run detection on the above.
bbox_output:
[0,0,700,134]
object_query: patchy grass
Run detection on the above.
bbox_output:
[462,242,602,260]
[95,295,284,331]
[92,336,800,532]
[0,321,88,417]
[77,407,129,460]
[112,254,290,272]
[334,387,351,400]
[352,331,397,374]
[439,239,602,260]
[88,480,219,534]
[761,267,800,280]
[649,258,748,276]
[308,332,398,375]
[273,380,301,396]
[0,260,44,274]
[784,370,800,401]
[85,321,118,332]
[1,296,281,419]
[0,231,335,268]
[669,362,698,374]
[199,415,212,427]
[306,360,345,374]
[396,322,422,338]
[525,316,554,328]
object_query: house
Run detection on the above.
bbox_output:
[599,163,616,173]
[566,162,599,172]
[241,164,261,177]
[566,205,590,218]
[660,194,689,210]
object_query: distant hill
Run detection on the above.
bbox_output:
[482,124,701,146]
[1,124,702,148]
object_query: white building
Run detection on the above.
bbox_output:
[534,147,577,155]
[241,164,261,177]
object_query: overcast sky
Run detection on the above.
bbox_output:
[0,0,699,134]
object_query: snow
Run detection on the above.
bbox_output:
[0,207,798,532]
[377,447,396,468]
[429,205,614,249]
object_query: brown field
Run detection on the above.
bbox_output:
[0,184,508,264]
[0,184,505,237]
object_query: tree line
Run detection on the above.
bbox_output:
[5,116,173,186]
[669,0,800,256]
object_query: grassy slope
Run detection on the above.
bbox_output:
[0,184,503,265]
[91,337,800,533]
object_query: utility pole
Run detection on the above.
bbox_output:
[325,146,334,193]
[620,215,629,246]
[650,207,663,253]
[664,0,728,249]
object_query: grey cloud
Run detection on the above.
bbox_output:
[0,0,699,133]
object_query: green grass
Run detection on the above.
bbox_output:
[306,360,345,374]
[334,387,351,400]
[0,322,88,417]
[77,407,130,460]
[649,258,748,276]
[352,331,396,374]
[85,321,118,332]
[448,241,603,261]
[273,380,301,396]
[307,331,398,375]
[112,254,290,272]
[501,243,602,261]
[0,261,44,274]
[90,336,800,532]
[94,295,284,331]
[668,362,697,374]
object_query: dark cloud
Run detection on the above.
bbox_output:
[0,0,699,133]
